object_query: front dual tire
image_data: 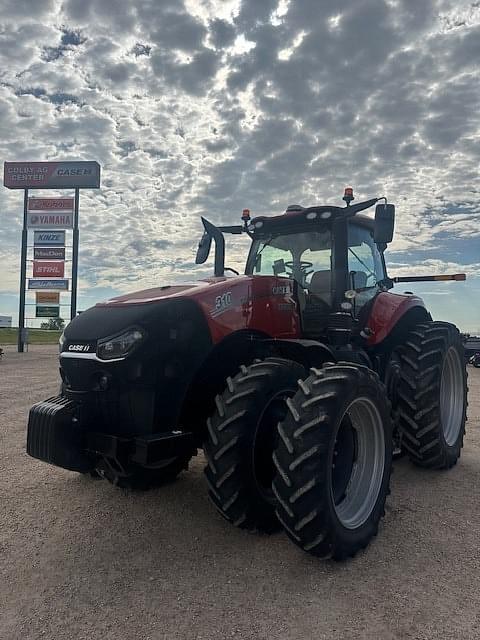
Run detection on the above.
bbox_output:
[204,360,393,559]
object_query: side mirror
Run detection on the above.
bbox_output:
[374,203,395,244]
[195,232,212,264]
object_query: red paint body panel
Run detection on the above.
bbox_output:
[366,291,426,346]
[101,276,301,344]
[101,279,425,349]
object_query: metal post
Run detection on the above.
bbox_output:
[17,188,29,352]
[70,188,80,320]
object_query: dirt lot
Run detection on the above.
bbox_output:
[1,345,480,640]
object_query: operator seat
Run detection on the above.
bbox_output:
[308,270,332,306]
[301,269,332,338]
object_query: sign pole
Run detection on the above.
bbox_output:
[17,188,29,352]
[71,188,80,320]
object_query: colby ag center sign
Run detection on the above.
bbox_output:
[4,161,100,189]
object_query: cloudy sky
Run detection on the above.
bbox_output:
[0,0,479,332]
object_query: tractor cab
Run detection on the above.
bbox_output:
[197,188,395,337]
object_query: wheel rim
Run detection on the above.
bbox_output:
[253,391,292,502]
[440,346,464,446]
[332,397,385,530]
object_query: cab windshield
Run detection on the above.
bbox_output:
[246,223,385,310]
[247,229,332,289]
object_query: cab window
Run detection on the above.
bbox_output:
[348,223,385,308]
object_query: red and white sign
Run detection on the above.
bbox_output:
[27,212,73,228]
[33,261,65,277]
[3,161,101,189]
[28,198,74,212]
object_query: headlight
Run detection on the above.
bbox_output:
[97,328,145,361]
[59,331,66,352]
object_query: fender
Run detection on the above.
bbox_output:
[366,291,428,346]
[261,338,335,369]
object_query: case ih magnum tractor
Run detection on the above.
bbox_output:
[27,188,467,560]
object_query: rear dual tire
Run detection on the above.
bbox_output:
[272,364,393,560]
[397,322,467,469]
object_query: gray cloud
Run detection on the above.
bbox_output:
[0,0,479,331]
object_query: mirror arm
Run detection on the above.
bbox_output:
[201,217,225,277]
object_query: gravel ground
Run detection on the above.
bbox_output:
[1,345,480,640]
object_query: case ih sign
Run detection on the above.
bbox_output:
[33,261,65,277]
[34,247,65,260]
[34,231,65,246]
[4,161,100,189]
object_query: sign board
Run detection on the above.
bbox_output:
[4,161,101,189]
[36,306,60,318]
[33,261,65,277]
[28,197,74,212]
[0,315,12,328]
[28,279,69,290]
[27,211,73,228]
[36,291,60,304]
[34,231,65,246]
[34,247,65,260]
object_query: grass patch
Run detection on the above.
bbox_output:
[0,328,62,345]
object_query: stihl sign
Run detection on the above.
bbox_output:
[33,261,65,277]
[4,161,100,189]
[28,198,74,212]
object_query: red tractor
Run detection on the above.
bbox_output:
[27,189,467,560]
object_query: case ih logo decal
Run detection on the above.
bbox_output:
[272,284,292,295]
[68,344,93,352]
[212,291,233,317]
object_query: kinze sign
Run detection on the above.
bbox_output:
[33,261,65,277]
[4,161,100,189]
[33,231,65,246]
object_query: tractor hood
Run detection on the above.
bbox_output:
[62,277,244,343]
[98,278,236,306]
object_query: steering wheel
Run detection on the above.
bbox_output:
[284,260,314,280]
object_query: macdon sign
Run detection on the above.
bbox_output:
[34,247,65,260]
[3,161,100,189]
